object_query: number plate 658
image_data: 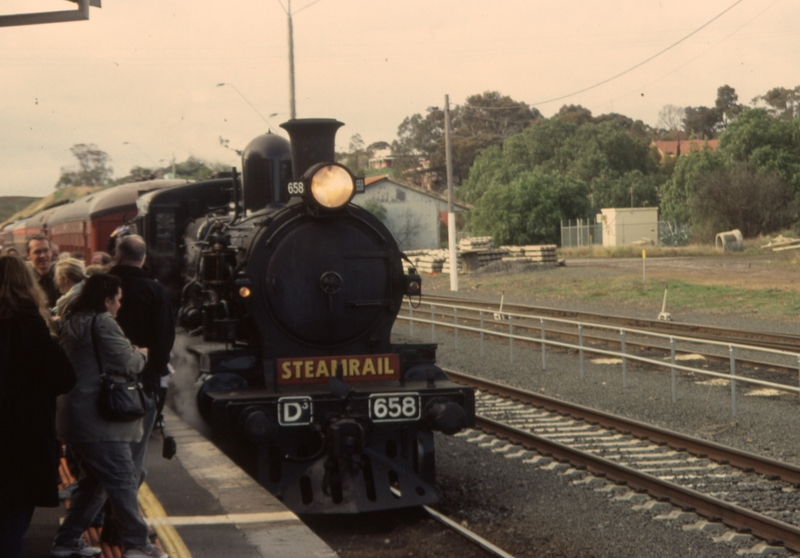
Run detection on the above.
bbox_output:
[369,393,420,422]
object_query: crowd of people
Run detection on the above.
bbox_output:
[0,234,174,558]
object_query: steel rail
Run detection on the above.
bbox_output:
[404,301,799,362]
[402,307,800,375]
[423,505,516,558]
[407,309,800,395]
[448,370,800,485]
[420,294,800,352]
[474,414,800,551]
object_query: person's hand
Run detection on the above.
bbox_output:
[138,347,149,357]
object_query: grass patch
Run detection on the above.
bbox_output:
[425,266,800,320]
[557,235,776,258]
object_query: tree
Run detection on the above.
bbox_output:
[127,166,158,182]
[336,134,369,175]
[752,86,800,120]
[689,163,797,240]
[714,85,742,127]
[367,141,390,152]
[55,143,113,188]
[591,170,663,210]
[719,108,800,191]
[683,106,721,139]
[391,91,541,191]
[458,91,541,139]
[659,147,725,225]
[115,156,228,184]
[658,105,685,132]
[459,118,663,241]
[467,170,590,245]
[554,104,593,126]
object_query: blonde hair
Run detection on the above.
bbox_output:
[0,255,51,324]
[55,257,86,286]
[84,264,107,277]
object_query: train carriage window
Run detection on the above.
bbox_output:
[155,212,176,254]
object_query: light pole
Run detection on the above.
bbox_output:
[278,0,324,120]
[216,82,279,130]
[287,0,296,119]
[444,95,458,292]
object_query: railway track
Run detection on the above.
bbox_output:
[415,293,800,353]
[449,369,800,553]
[423,505,515,558]
[401,294,800,381]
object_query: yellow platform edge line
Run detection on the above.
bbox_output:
[138,482,193,558]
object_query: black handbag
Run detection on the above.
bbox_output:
[91,314,153,422]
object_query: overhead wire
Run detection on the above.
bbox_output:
[530,0,749,106]
[592,0,781,113]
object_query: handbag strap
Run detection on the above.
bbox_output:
[90,313,106,378]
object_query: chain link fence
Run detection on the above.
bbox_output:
[561,219,690,248]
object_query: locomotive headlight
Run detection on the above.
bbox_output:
[239,286,251,298]
[309,163,355,209]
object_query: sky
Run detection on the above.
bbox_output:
[1,0,797,197]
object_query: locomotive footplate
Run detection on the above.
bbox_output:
[202,380,474,513]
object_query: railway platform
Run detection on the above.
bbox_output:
[22,407,337,558]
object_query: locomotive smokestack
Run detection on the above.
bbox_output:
[280,118,344,180]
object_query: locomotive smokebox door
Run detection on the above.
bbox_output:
[263,218,390,345]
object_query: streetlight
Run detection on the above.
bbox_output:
[122,141,154,166]
[216,83,279,130]
[277,0,325,119]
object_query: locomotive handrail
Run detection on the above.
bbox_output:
[397,299,800,417]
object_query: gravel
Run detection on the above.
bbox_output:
[385,285,800,557]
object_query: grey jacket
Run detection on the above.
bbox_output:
[56,311,147,443]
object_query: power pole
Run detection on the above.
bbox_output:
[287,0,296,119]
[444,95,458,292]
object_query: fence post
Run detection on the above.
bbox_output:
[479,311,484,356]
[454,308,459,350]
[409,300,414,337]
[730,345,737,417]
[540,318,547,371]
[670,337,677,403]
[579,324,584,379]
[509,316,514,363]
[430,305,435,342]
[621,330,627,388]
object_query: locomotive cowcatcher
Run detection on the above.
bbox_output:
[155,119,475,514]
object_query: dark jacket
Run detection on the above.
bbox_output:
[108,264,175,391]
[0,301,76,508]
[37,265,60,308]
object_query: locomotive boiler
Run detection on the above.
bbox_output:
[164,119,474,514]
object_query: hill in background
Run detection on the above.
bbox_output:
[0,196,40,224]
[0,186,101,229]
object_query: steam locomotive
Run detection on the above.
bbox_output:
[133,119,475,514]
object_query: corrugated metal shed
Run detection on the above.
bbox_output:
[355,176,469,250]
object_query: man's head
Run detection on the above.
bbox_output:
[25,234,53,277]
[115,234,147,268]
[91,251,112,266]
